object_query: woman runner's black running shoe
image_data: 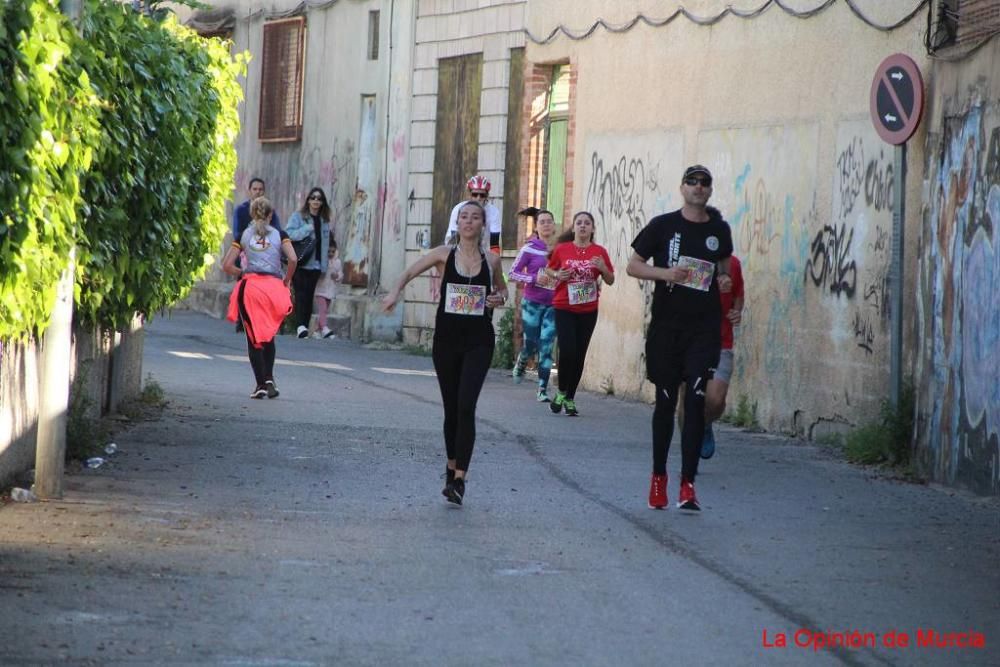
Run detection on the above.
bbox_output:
[443,478,465,505]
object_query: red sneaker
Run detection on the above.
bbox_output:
[648,473,667,510]
[677,478,701,511]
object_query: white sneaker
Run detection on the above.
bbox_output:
[311,330,323,339]
[296,325,308,338]
[320,327,335,339]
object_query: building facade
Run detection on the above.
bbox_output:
[187,0,416,340]
[521,0,927,434]
[187,0,999,493]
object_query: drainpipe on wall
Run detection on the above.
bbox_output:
[373,0,395,297]
[35,0,83,499]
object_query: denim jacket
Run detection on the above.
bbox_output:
[285,210,330,272]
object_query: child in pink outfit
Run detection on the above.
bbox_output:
[311,240,343,339]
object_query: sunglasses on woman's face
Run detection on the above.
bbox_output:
[308,195,323,201]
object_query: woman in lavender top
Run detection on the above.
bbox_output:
[509,209,559,402]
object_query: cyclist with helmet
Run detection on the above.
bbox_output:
[443,175,502,253]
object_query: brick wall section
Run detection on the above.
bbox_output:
[518,63,552,239]
[563,63,578,230]
[516,59,578,237]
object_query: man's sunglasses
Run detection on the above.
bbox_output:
[683,177,712,187]
[469,191,488,199]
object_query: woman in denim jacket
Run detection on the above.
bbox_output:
[285,187,332,338]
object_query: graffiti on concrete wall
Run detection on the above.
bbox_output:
[700,124,819,431]
[693,122,893,436]
[586,151,656,327]
[586,152,669,269]
[581,132,683,396]
[805,223,857,298]
[828,124,894,367]
[232,139,357,240]
[733,172,781,257]
[918,103,1000,494]
[370,132,408,291]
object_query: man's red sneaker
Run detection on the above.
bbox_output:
[648,473,667,510]
[677,478,701,511]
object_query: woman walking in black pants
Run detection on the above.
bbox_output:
[546,211,615,416]
[381,201,508,505]
[286,188,332,338]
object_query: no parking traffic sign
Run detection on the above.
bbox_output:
[870,54,924,145]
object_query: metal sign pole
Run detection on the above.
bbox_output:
[889,143,906,408]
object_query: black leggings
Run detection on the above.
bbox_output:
[554,309,598,399]
[653,380,705,481]
[292,269,321,328]
[237,281,276,386]
[432,339,494,472]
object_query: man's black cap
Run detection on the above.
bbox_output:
[682,164,712,182]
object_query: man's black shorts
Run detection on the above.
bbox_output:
[644,320,722,391]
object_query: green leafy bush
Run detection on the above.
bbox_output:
[66,363,109,460]
[0,0,245,339]
[844,384,915,466]
[0,0,99,339]
[74,1,246,328]
[723,393,759,429]
[491,307,515,369]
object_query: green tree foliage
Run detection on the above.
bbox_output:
[0,0,245,338]
[74,0,245,327]
[0,0,99,339]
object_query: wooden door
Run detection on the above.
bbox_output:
[431,54,483,244]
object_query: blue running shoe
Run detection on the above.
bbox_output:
[700,424,716,459]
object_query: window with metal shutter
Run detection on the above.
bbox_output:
[259,17,306,142]
[956,0,1000,47]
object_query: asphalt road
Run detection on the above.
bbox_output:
[1,310,997,666]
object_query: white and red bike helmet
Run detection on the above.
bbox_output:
[466,174,491,194]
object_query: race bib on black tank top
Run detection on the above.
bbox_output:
[445,283,486,316]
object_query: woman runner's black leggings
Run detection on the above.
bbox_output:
[237,280,276,386]
[554,309,598,399]
[653,380,705,481]
[432,341,494,472]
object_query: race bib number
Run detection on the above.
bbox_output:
[675,256,715,292]
[536,267,557,290]
[567,280,597,305]
[445,283,486,316]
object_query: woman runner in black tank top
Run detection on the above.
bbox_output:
[435,246,495,347]
[382,201,508,506]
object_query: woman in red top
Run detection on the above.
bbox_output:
[545,211,615,416]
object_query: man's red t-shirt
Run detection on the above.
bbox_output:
[720,255,744,350]
[547,242,614,313]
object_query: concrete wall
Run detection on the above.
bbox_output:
[0,321,144,491]
[914,37,1000,495]
[524,1,928,436]
[399,0,527,346]
[191,0,414,341]
[0,339,41,490]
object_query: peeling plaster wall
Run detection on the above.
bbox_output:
[202,0,414,339]
[525,1,927,438]
[915,38,1000,495]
